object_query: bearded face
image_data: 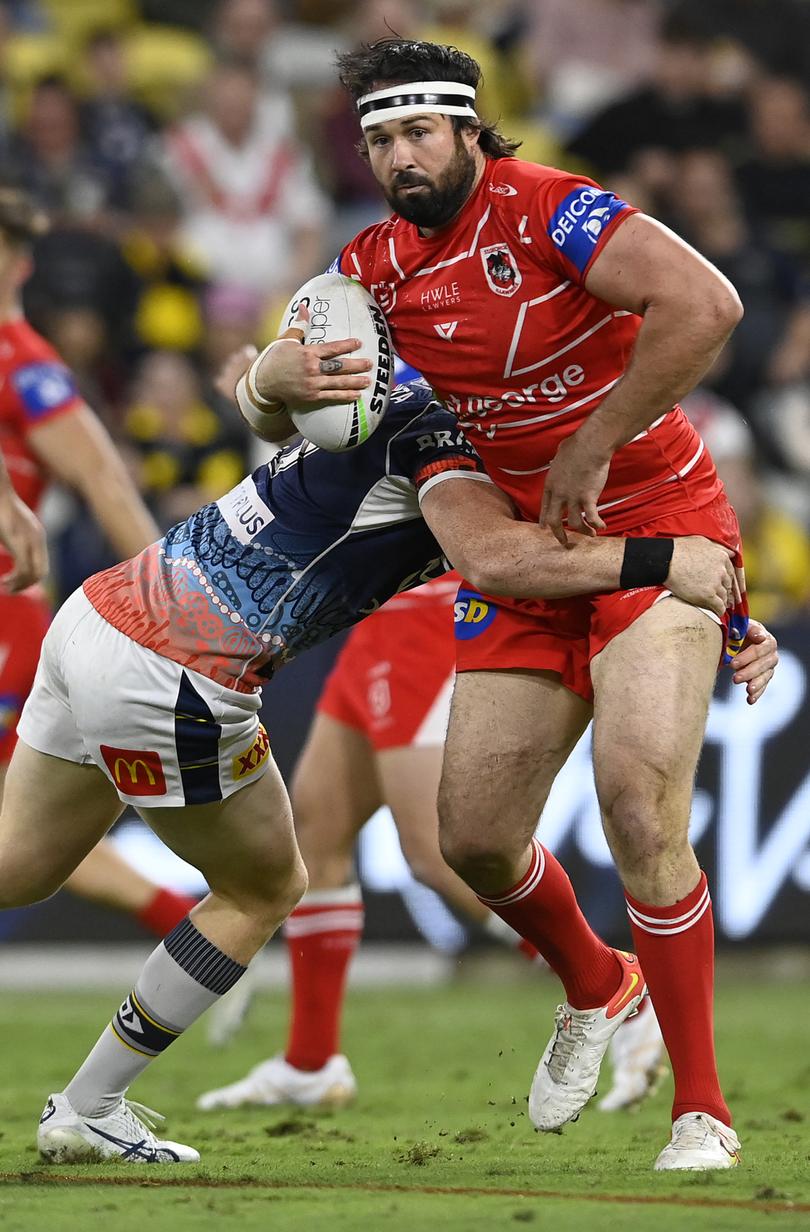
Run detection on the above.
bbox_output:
[382,131,478,228]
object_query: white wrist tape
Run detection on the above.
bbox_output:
[235,373,286,434]
[245,336,302,408]
[236,336,305,432]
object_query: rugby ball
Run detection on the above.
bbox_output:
[279,272,393,451]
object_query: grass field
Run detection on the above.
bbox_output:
[0,962,808,1231]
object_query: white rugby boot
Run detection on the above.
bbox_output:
[38,1093,199,1163]
[598,996,667,1111]
[529,949,646,1131]
[654,1112,741,1170]
[197,1053,356,1111]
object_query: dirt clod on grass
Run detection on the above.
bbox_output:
[396,1141,442,1166]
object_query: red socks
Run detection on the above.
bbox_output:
[626,871,730,1126]
[478,838,621,1009]
[282,887,364,1071]
[136,888,198,937]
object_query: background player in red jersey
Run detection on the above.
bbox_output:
[0,188,196,939]
[244,39,772,1170]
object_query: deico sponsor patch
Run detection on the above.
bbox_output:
[232,723,270,780]
[454,589,497,639]
[12,362,77,418]
[547,187,628,274]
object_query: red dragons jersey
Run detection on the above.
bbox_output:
[0,318,82,580]
[339,158,722,533]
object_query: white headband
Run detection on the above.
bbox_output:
[357,80,477,130]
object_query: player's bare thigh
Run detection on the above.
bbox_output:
[290,713,382,888]
[139,757,306,962]
[590,597,721,903]
[438,669,592,889]
[0,741,123,905]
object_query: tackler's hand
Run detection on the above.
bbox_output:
[666,537,736,618]
[731,619,778,705]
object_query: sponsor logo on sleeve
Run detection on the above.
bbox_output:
[217,477,275,544]
[12,362,77,418]
[547,187,628,274]
[480,244,522,297]
[232,723,270,780]
[454,589,497,639]
[100,745,167,796]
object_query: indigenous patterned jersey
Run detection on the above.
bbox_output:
[338,157,722,533]
[0,319,82,580]
[84,381,490,692]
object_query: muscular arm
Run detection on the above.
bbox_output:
[541,214,743,542]
[28,405,160,559]
[582,214,743,451]
[420,477,734,615]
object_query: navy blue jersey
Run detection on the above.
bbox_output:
[84,381,490,691]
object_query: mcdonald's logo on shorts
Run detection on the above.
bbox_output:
[100,745,167,796]
[233,723,270,781]
[454,588,498,640]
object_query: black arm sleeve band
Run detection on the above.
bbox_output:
[620,537,675,589]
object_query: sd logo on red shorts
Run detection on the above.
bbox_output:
[100,745,167,796]
[454,589,497,640]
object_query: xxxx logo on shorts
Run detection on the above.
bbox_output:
[454,589,497,640]
[232,723,270,781]
[100,745,167,796]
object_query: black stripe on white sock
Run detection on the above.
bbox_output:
[163,916,246,994]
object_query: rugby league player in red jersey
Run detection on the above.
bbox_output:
[236,39,779,1170]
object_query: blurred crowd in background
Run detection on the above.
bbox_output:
[3,0,810,623]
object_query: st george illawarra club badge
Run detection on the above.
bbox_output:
[370,281,397,313]
[480,243,522,297]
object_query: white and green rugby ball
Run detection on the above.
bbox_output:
[279,272,393,452]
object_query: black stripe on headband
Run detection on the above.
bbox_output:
[358,92,477,118]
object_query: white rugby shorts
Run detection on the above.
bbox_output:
[18,588,271,807]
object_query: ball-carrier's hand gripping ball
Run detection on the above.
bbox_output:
[280,272,394,451]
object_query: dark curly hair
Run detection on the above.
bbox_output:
[336,38,521,160]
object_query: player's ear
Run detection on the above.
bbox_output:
[459,122,482,153]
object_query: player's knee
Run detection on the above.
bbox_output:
[212,855,308,933]
[438,828,511,883]
[600,761,669,827]
[266,855,309,918]
[600,770,687,863]
[277,857,308,919]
